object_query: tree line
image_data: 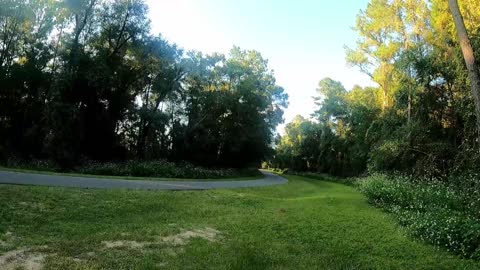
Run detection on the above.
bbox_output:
[270,0,480,178]
[0,0,288,169]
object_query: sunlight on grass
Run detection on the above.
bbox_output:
[0,175,478,269]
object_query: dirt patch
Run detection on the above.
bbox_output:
[102,227,222,250]
[23,254,45,270]
[18,202,45,210]
[0,249,46,270]
[102,240,147,249]
[160,227,221,246]
[0,249,26,264]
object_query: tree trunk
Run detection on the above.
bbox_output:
[448,0,480,145]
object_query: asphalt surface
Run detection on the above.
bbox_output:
[0,170,287,190]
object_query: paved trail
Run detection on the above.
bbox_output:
[0,170,287,190]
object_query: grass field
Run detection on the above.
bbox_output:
[0,175,478,269]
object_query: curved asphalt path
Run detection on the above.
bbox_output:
[0,170,287,190]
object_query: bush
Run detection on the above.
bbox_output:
[368,140,409,172]
[1,158,261,179]
[290,171,357,186]
[77,160,261,179]
[268,168,289,174]
[0,146,6,163]
[4,157,61,172]
[357,174,480,259]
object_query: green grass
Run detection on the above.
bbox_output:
[0,167,263,181]
[0,175,478,269]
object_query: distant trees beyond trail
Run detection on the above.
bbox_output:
[272,0,480,178]
[0,0,288,168]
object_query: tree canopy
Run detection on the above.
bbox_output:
[0,0,288,168]
[271,0,480,178]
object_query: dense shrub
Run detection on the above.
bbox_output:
[0,146,6,163]
[290,171,357,186]
[357,174,480,259]
[77,160,261,179]
[268,168,289,174]
[368,140,410,173]
[1,158,260,179]
[3,157,61,172]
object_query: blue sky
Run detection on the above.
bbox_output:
[145,0,376,132]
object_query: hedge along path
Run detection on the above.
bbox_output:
[0,170,287,190]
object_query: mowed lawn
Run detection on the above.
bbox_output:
[0,175,478,269]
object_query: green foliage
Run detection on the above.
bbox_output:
[0,0,288,169]
[0,145,6,163]
[267,167,289,174]
[357,174,480,259]
[5,157,61,172]
[289,171,357,186]
[271,79,381,176]
[76,160,261,179]
[272,0,480,179]
[368,139,409,172]
[3,158,260,179]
